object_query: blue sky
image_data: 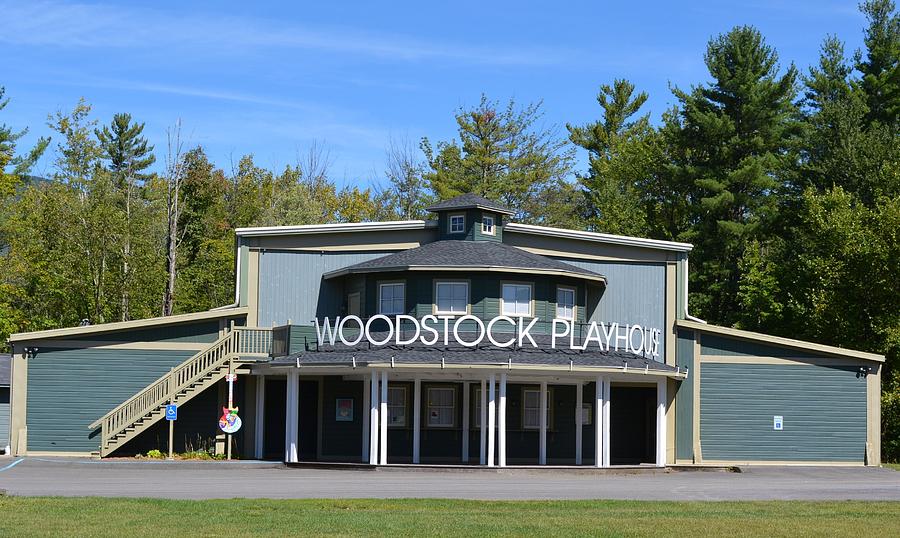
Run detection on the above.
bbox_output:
[2,1,867,186]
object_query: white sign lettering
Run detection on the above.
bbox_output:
[314,316,661,357]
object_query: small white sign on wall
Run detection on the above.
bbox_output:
[773,415,784,431]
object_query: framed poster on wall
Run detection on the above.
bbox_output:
[336,398,354,421]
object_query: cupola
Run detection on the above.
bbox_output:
[425,193,514,241]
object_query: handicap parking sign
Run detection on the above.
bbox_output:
[165,404,178,421]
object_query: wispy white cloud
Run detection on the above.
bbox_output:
[0,0,569,67]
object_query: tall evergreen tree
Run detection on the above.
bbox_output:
[568,79,656,236]
[856,0,900,126]
[669,26,800,324]
[422,95,575,224]
[96,113,156,320]
[0,86,49,199]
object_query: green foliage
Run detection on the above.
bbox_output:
[568,79,656,236]
[145,449,164,459]
[884,381,900,462]
[856,0,900,126]
[422,94,576,225]
[668,25,800,325]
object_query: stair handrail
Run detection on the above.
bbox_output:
[87,329,238,440]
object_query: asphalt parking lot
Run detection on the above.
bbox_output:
[1,457,898,500]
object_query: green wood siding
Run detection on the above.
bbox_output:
[700,363,867,462]
[68,319,229,344]
[675,329,694,461]
[701,334,820,360]
[26,347,197,452]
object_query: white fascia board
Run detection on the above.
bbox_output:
[323,265,607,283]
[504,223,694,252]
[677,319,885,363]
[8,307,249,343]
[235,220,435,237]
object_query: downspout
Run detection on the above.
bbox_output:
[683,257,706,324]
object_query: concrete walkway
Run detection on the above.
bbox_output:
[1,457,898,500]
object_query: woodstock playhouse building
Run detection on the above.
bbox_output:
[6,194,884,467]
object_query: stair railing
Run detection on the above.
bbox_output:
[87,329,236,453]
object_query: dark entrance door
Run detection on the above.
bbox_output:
[263,378,286,460]
[298,380,319,460]
[609,386,656,465]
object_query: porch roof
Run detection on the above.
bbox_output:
[269,336,682,377]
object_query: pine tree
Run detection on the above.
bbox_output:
[669,26,800,324]
[568,79,656,236]
[96,113,156,320]
[856,0,900,126]
[422,95,575,223]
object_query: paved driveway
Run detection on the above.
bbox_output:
[1,457,898,500]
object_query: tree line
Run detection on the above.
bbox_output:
[1,0,898,399]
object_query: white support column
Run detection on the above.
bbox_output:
[369,370,379,465]
[656,377,667,468]
[602,377,611,467]
[575,381,583,466]
[379,371,388,465]
[498,373,507,467]
[413,378,422,464]
[487,374,496,467]
[362,376,370,463]
[254,375,265,460]
[479,379,487,465]
[594,376,603,468]
[539,380,548,465]
[284,372,299,463]
[461,381,470,463]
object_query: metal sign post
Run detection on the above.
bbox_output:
[226,372,236,461]
[167,367,176,460]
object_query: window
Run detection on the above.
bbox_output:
[501,283,532,317]
[387,386,407,427]
[435,281,468,314]
[427,387,456,427]
[347,292,361,316]
[523,388,552,430]
[379,282,405,315]
[482,214,495,235]
[556,286,576,320]
[449,214,465,234]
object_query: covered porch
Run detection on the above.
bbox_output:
[251,355,681,467]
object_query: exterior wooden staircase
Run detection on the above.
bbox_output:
[88,326,272,457]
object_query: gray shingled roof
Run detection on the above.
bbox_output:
[323,240,606,282]
[271,333,676,374]
[426,193,515,215]
[0,354,10,386]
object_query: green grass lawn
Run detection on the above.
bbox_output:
[1,498,899,537]
[885,463,900,471]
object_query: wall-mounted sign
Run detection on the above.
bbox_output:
[774,415,784,431]
[336,398,354,421]
[314,315,661,357]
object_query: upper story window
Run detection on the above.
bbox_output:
[379,282,405,315]
[556,286,576,320]
[501,283,532,317]
[449,214,465,234]
[482,214,495,235]
[435,281,468,314]
[347,292,361,316]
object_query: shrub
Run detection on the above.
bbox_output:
[883,383,900,463]
[145,449,165,459]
